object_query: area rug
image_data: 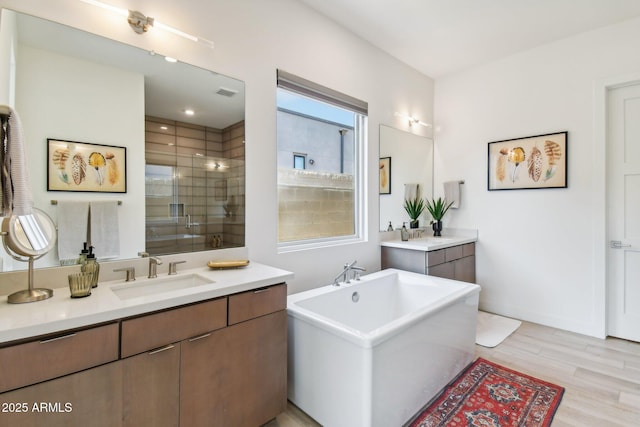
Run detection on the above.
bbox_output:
[408,358,564,427]
[476,311,522,348]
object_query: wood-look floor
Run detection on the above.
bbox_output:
[266,320,640,427]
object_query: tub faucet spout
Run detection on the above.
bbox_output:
[333,260,365,286]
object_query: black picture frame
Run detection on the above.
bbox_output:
[488,131,567,190]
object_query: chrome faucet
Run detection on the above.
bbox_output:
[185,214,192,229]
[332,260,366,286]
[148,257,162,278]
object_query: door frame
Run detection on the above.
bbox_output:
[594,73,640,339]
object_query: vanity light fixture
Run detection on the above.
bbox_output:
[164,56,178,63]
[394,112,432,128]
[79,0,214,47]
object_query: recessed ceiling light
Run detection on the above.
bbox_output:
[184,109,195,116]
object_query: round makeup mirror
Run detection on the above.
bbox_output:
[1,208,56,303]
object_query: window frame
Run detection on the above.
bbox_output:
[276,70,368,252]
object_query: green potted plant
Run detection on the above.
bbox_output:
[426,197,454,236]
[403,196,425,229]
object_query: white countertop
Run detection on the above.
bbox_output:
[0,261,294,344]
[380,228,478,251]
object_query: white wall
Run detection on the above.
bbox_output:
[14,45,145,268]
[434,16,640,337]
[0,0,434,293]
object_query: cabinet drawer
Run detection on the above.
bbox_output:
[425,249,446,267]
[427,262,455,280]
[121,298,227,358]
[0,323,119,393]
[462,242,475,257]
[445,245,463,262]
[228,284,287,325]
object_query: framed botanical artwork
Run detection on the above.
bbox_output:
[488,131,567,190]
[47,139,127,193]
[379,157,391,194]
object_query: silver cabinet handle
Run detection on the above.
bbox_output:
[611,240,632,249]
[40,333,76,344]
[188,333,211,342]
[148,344,175,355]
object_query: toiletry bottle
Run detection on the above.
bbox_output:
[387,221,393,231]
[82,246,100,288]
[401,222,409,241]
[78,242,89,265]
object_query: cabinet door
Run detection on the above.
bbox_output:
[180,310,287,427]
[123,343,180,427]
[0,361,122,427]
[454,255,476,283]
[179,329,226,427]
[428,261,455,279]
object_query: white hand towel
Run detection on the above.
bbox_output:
[404,183,419,200]
[443,181,461,209]
[1,107,33,216]
[90,201,120,260]
[56,201,89,264]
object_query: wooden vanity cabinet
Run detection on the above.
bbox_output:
[0,323,121,427]
[122,343,181,427]
[382,242,476,283]
[0,283,288,427]
[181,284,287,427]
[121,297,227,426]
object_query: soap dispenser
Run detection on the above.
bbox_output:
[81,246,100,288]
[78,242,89,265]
[387,221,394,231]
[401,222,409,241]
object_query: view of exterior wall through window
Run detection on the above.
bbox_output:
[276,70,367,248]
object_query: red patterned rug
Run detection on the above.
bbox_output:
[408,358,564,427]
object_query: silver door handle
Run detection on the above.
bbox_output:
[611,240,632,249]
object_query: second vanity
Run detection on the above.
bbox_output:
[381,229,477,283]
[0,259,292,427]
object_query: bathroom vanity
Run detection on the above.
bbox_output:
[0,262,291,427]
[381,231,477,283]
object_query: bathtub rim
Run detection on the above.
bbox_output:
[287,268,480,348]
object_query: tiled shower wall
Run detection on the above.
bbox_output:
[145,116,245,255]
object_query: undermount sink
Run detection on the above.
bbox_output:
[111,273,214,300]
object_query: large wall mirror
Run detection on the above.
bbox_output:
[0,9,245,272]
[379,125,433,231]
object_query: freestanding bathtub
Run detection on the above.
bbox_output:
[287,268,480,427]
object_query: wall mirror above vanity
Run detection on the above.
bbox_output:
[0,9,246,273]
[379,125,433,231]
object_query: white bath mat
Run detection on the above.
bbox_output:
[476,311,522,348]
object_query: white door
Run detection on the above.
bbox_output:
[607,83,640,342]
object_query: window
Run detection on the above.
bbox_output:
[293,154,306,170]
[277,70,367,250]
